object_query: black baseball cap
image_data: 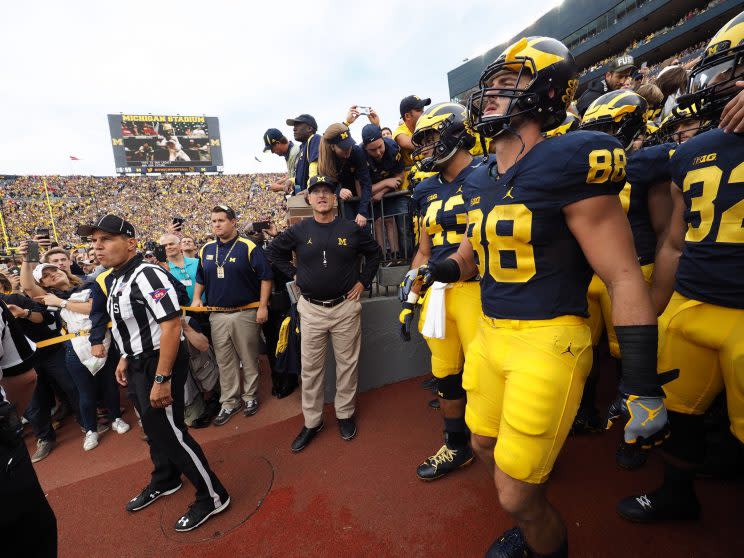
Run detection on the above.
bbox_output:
[327,127,355,150]
[286,114,318,131]
[263,128,285,152]
[609,55,635,73]
[307,175,338,193]
[77,214,136,238]
[212,204,237,219]
[400,95,431,117]
[362,124,383,145]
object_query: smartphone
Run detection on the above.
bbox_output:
[357,105,370,116]
[153,244,167,263]
[26,240,40,262]
[172,216,185,230]
[253,221,271,233]
[34,227,50,239]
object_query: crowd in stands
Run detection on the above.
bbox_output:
[0,173,286,249]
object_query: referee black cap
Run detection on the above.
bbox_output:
[77,214,135,238]
[286,114,318,131]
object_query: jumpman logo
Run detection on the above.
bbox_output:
[639,401,664,426]
[561,342,574,356]
[177,517,189,527]
[503,187,514,199]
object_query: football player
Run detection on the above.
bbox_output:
[399,102,483,481]
[576,91,675,470]
[416,37,671,557]
[617,10,744,523]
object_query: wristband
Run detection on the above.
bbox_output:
[430,259,460,284]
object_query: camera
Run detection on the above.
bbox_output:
[253,221,271,234]
[357,106,370,116]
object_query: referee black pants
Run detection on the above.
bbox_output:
[129,347,227,509]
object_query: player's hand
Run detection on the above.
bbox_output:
[606,393,670,448]
[150,381,173,408]
[90,344,107,359]
[719,81,744,133]
[347,281,364,301]
[414,263,437,294]
[339,188,353,201]
[256,305,269,324]
[355,214,367,228]
[346,106,360,125]
[399,302,415,342]
[115,358,128,387]
[399,268,419,302]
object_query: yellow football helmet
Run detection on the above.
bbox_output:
[544,113,580,138]
[411,102,475,172]
[579,90,648,149]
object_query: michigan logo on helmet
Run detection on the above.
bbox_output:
[544,112,580,138]
[677,9,744,118]
[658,103,712,145]
[469,36,578,138]
[411,102,476,172]
[579,90,648,150]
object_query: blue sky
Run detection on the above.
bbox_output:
[0,0,563,176]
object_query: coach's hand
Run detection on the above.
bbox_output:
[399,302,415,342]
[150,381,173,409]
[606,393,670,449]
[347,281,364,301]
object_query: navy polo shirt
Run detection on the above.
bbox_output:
[196,236,273,307]
[365,138,405,183]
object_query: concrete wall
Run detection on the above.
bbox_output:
[320,295,432,403]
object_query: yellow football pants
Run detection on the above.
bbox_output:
[463,315,592,483]
[658,292,744,443]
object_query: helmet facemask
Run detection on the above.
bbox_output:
[412,114,468,172]
[677,46,744,120]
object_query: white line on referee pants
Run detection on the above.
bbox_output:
[165,406,221,509]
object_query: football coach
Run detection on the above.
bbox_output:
[81,214,230,532]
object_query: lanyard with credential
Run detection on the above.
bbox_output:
[214,237,239,279]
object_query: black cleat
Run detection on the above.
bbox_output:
[291,422,324,453]
[428,398,440,410]
[485,526,529,558]
[570,406,604,435]
[615,440,649,470]
[421,377,437,391]
[126,483,182,512]
[417,444,474,481]
[174,495,231,532]
[617,489,700,523]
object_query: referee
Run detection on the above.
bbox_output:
[81,214,230,532]
[1,299,57,557]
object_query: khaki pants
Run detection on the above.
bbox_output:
[297,297,362,428]
[209,310,261,409]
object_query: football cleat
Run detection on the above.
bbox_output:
[617,489,700,523]
[416,444,474,481]
[485,526,529,558]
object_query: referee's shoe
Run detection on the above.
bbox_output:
[175,493,231,532]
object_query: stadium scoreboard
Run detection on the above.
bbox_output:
[107,114,224,174]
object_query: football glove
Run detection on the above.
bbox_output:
[399,302,415,342]
[606,393,671,448]
[399,268,419,302]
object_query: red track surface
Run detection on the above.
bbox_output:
[32,358,743,558]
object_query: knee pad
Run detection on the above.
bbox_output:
[664,411,706,465]
[438,373,465,400]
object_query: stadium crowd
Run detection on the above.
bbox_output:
[2,5,744,556]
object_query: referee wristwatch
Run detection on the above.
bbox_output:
[154,373,172,384]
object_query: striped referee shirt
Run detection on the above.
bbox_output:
[0,300,36,402]
[105,256,182,357]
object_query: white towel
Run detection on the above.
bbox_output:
[61,289,111,375]
[421,282,449,339]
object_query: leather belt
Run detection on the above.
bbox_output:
[305,296,346,308]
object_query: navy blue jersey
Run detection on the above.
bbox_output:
[366,138,405,183]
[463,131,626,319]
[294,134,321,193]
[412,161,481,263]
[625,142,675,265]
[335,144,372,217]
[669,128,744,308]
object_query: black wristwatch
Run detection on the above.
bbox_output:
[154,374,172,384]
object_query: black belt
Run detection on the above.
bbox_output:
[129,349,160,361]
[304,296,346,308]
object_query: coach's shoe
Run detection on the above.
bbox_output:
[212,403,242,426]
[174,494,231,532]
[291,422,324,453]
[617,488,700,523]
[338,417,357,441]
[570,405,604,435]
[485,526,529,558]
[243,398,259,417]
[126,482,183,512]
[417,444,474,481]
[615,440,649,470]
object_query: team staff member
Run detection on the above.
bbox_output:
[287,114,321,194]
[266,176,381,452]
[81,214,230,532]
[420,37,670,557]
[1,300,57,557]
[618,11,744,523]
[576,55,635,116]
[192,205,273,424]
[400,102,482,481]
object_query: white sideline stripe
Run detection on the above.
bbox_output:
[165,406,221,509]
